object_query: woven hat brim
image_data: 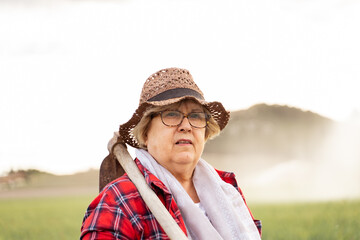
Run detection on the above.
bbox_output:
[119,96,230,149]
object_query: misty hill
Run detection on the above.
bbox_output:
[204,104,334,165]
[2,104,358,201]
[0,169,98,198]
[203,103,360,202]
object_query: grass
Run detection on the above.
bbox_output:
[250,200,360,240]
[0,195,94,240]
[0,196,359,240]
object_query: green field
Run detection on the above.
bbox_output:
[0,196,359,240]
[0,196,93,240]
[250,200,360,240]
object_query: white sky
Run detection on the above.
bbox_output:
[1,0,360,175]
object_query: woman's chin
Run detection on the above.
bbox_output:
[173,153,199,165]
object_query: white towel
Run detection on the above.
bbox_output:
[135,149,261,240]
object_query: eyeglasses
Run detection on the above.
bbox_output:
[155,110,210,128]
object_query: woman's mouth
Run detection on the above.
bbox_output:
[176,139,192,145]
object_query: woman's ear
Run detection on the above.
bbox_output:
[144,133,148,147]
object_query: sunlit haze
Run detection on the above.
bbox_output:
[1,0,359,186]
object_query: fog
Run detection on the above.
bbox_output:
[1,0,360,203]
[235,118,360,202]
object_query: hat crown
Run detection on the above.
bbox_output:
[119,67,230,148]
[140,68,204,104]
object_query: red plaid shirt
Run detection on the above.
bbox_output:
[80,159,261,239]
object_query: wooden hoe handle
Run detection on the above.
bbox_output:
[113,143,188,240]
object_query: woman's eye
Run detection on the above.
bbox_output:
[164,111,180,118]
[189,113,204,119]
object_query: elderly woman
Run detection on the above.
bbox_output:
[80,68,261,239]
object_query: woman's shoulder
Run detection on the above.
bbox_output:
[81,174,148,239]
[86,174,146,218]
[101,174,139,199]
[215,169,238,188]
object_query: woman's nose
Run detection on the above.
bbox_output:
[178,116,192,132]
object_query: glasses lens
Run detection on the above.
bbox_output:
[160,111,208,128]
[188,112,207,128]
[161,111,182,126]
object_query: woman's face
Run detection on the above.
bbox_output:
[145,100,206,174]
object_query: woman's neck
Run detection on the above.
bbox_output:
[170,169,200,203]
[180,179,200,203]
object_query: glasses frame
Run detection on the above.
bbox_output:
[154,110,211,128]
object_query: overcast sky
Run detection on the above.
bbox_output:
[1,0,360,175]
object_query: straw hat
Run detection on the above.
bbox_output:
[119,67,230,148]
